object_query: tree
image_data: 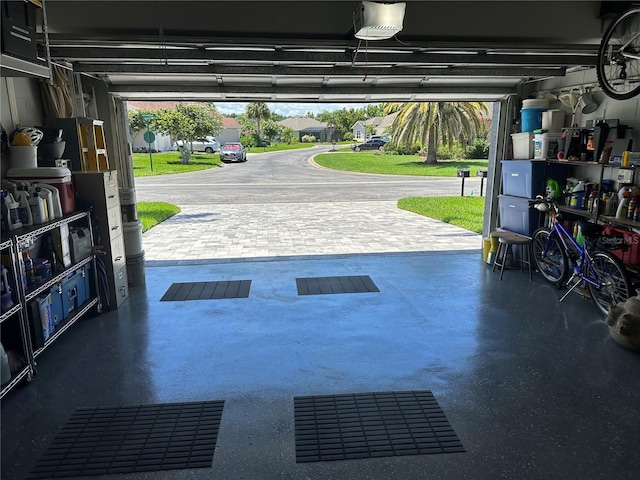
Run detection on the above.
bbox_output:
[245,102,271,141]
[383,102,489,164]
[281,127,296,144]
[153,103,223,163]
[261,119,283,142]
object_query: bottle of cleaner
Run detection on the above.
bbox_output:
[38,182,64,220]
[1,190,23,231]
[22,250,35,289]
[31,184,54,222]
[616,191,629,220]
[28,191,48,225]
[14,187,33,227]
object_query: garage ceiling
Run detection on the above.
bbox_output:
[42,0,612,103]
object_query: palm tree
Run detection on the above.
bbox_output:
[245,102,271,141]
[383,102,489,164]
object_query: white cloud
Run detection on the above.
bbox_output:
[214,102,374,117]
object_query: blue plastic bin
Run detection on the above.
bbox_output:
[498,195,542,236]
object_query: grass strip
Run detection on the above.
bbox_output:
[397,196,485,233]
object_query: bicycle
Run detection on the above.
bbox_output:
[531,196,633,315]
[597,5,640,100]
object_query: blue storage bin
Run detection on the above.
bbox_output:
[498,195,541,236]
[501,160,566,199]
[50,263,92,325]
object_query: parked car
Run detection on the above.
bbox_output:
[350,138,388,152]
[219,142,247,162]
[174,136,220,153]
[258,138,271,147]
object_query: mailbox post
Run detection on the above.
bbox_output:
[477,168,488,196]
[457,168,470,196]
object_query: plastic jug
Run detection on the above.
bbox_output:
[28,191,48,224]
[33,183,62,219]
[1,190,23,230]
[30,184,54,222]
[15,187,33,227]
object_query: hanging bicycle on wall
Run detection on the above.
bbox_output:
[597,5,640,100]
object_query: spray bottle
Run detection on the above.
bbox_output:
[14,186,32,227]
[1,190,23,231]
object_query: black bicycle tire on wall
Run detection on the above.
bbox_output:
[597,7,640,100]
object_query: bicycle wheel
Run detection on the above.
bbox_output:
[586,251,633,315]
[597,7,640,100]
[531,228,569,284]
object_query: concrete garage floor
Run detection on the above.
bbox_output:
[2,251,640,480]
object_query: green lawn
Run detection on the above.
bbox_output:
[313,151,488,176]
[136,202,181,232]
[398,196,485,233]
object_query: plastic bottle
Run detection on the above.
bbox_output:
[22,250,35,290]
[14,187,33,227]
[629,196,640,221]
[33,183,62,219]
[30,184,54,222]
[2,190,23,231]
[28,191,48,225]
[616,192,629,220]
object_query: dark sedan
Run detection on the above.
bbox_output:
[219,142,247,162]
[350,138,388,152]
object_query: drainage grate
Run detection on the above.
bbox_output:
[28,400,224,478]
[160,281,251,301]
[296,276,379,295]
[294,391,464,463]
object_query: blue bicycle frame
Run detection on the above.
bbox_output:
[544,218,603,294]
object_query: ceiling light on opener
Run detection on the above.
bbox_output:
[354,1,406,41]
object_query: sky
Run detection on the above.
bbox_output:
[213,102,374,117]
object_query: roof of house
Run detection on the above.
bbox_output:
[351,113,396,130]
[278,117,327,131]
[127,101,180,111]
[222,117,241,128]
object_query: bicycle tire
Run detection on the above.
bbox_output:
[532,228,569,285]
[597,7,640,100]
[586,251,633,316]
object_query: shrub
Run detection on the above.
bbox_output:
[343,132,354,142]
[240,134,255,147]
[386,142,421,155]
[436,142,465,160]
[464,138,490,159]
[301,134,316,143]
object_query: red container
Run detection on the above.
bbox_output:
[602,226,640,265]
[7,167,76,215]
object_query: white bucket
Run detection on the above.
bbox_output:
[119,187,138,222]
[522,98,549,109]
[126,251,146,288]
[9,146,38,168]
[123,220,144,256]
[541,109,565,133]
[534,133,562,160]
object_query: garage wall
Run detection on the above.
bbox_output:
[522,68,640,152]
[1,77,46,177]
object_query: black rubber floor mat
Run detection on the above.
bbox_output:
[296,275,379,295]
[28,400,224,478]
[294,391,464,463]
[160,281,251,301]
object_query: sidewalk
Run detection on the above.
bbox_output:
[142,201,482,264]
